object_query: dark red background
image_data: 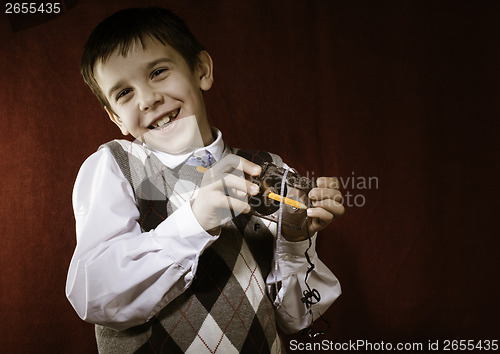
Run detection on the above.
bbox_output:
[1,0,499,352]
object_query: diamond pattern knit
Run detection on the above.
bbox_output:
[95,140,285,353]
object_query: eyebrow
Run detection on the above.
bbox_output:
[106,57,175,98]
[147,57,174,70]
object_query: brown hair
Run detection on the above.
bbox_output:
[80,7,205,110]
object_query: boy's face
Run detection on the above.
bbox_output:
[95,37,214,154]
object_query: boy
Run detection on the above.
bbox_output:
[66,7,344,353]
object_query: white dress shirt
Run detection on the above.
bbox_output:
[66,128,341,333]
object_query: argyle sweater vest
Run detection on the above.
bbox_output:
[94,140,287,354]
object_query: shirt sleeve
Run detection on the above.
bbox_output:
[266,232,341,334]
[65,148,218,331]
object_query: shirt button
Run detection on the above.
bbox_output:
[76,206,85,216]
[282,254,291,261]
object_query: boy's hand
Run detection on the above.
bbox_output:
[282,177,344,242]
[307,176,345,234]
[191,154,261,234]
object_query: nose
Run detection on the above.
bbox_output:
[138,86,162,112]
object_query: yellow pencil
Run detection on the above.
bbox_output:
[267,192,308,210]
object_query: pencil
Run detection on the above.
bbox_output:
[267,192,308,210]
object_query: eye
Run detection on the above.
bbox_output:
[151,68,168,79]
[116,88,132,101]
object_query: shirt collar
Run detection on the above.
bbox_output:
[148,127,225,169]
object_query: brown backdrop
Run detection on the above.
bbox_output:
[1,0,499,352]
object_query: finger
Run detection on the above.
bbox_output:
[211,154,261,177]
[203,172,260,196]
[309,187,342,202]
[214,195,251,214]
[238,156,262,176]
[307,207,334,233]
[316,176,340,189]
[307,206,334,221]
[310,199,345,217]
[226,186,250,200]
[219,173,260,196]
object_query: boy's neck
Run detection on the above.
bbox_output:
[200,125,216,148]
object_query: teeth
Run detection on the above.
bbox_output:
[151,109,179,128]
[153,116,170,128]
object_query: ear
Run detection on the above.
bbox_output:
[105,106,129,136]
[196,51,214,91]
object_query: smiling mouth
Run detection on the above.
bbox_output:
[148,108,180,130]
